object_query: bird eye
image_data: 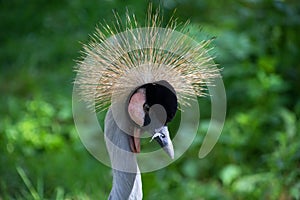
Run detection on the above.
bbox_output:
[143,103,150,112]
[160,133,165,138]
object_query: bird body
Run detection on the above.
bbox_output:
[75,5,220,200]
[105,109,142,199]
[104,81,178,199]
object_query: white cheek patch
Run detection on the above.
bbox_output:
[128,89,146,127]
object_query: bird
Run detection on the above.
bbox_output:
[74,5,220,200]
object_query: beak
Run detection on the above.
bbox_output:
[151,126,174,159]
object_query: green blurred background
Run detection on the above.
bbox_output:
[1,0,300,199]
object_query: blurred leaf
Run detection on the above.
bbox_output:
[232,173,273,193]
[220,164,242,186]
[290,182,300,200]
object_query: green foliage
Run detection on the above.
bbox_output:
[1,0,300,199]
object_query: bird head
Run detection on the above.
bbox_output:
[127,80,177,159]
[75,6,220,162]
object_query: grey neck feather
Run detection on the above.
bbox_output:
[104,109,143,200]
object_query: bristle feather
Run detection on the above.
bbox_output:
[75,5,220,111]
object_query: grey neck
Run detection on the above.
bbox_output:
[105,109,143,200]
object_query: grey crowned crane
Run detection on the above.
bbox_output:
[75,5,219,200]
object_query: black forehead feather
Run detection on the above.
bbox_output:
[142,80,178,123]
